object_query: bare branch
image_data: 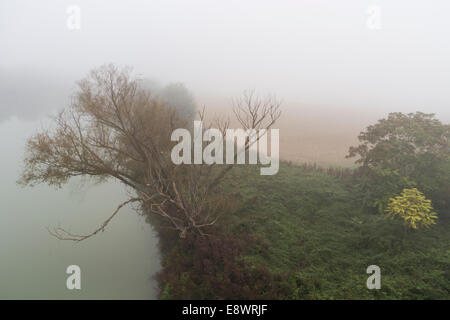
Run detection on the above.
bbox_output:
[47,197,142,242]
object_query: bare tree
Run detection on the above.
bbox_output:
[19,64,281,241]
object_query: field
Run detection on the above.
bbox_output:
[157,163,450,299]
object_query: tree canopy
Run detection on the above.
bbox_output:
[347,112,449,215]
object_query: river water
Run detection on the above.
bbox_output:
[0,117,161,299]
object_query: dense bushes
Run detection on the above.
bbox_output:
[154,163,449,299]
[156,229,292,299]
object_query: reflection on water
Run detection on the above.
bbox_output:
[0,117,161,299]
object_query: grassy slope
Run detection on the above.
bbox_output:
[217,163,450,299]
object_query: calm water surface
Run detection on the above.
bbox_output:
[0,117,161,299]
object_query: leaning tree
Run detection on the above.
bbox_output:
[18,64,281,240]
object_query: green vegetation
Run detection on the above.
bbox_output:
[156,163,449,299]
[155,112,449,300]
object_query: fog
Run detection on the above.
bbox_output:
[1,0,450,120]
[1,0,449,298]
[2,0,449,162]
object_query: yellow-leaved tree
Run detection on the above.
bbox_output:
[385,188,438,236]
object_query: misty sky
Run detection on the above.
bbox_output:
[1,0,450,121]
